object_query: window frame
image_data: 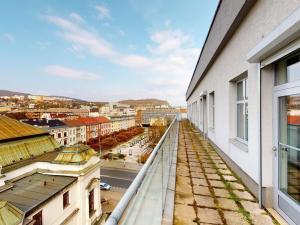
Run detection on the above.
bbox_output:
[32,210,43,225]
[236,78,248,143]
[209,91,215,130]
[63,191,70,209]
[88,189,95,216]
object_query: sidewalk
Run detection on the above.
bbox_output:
[100,159,142,171]
[173,121,278,225]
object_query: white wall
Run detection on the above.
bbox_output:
[187,0,300,187]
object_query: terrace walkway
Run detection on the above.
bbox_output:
[173,121,278,225]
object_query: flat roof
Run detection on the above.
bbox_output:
[0,173,77,216]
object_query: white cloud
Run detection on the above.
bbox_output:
[44,65,101,80]
[148,29,190,54]
[69,12,84,23]
[45,15,199,105]
[1,33,14,43]
[95,5,110,19]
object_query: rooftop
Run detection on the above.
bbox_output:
[23,119,67,128]
[53,144,98,165]
[0,173,77,216]
[0,200,24,225]
[173,121,275,225]
[0,116,47,142]
[66,116,110,126]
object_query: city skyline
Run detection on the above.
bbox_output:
[0,0,218,105]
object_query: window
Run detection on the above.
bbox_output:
[236,78,248,141]
[89,189,94,216]
[275,52,300,85]
[63,191,69,209]
[64,132,67,137]
[209,92,215,129]
[58,133,62,138]
[33,211,42,225]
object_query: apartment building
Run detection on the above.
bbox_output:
[99,102,135,116]
[0,116,102,225]
[64,120,87,144]
[186,1,300,224]
[24,119,70,146]
[109,115,135,132]
[67,116,112,141]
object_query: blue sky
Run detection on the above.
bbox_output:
[0,0,218,106]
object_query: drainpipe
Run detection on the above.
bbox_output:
[258,62,263,209]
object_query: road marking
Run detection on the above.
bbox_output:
[100,175,133,181]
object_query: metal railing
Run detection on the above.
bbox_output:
[105,117,179,225]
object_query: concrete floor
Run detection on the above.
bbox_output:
[173,121,278,225]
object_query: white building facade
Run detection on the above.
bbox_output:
[186,1,300,224]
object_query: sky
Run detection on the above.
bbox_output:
[0,0,218,106]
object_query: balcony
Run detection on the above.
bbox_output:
[104,119,277,225]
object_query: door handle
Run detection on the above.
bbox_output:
[272,146,277,157]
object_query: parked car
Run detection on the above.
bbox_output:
[100,182,111,190]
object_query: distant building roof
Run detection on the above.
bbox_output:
[288,115,300,125]
[0,200,24,225]
[66,116,110,126]
[64,120,85,127]
[53,144,97,165]
[0,173,77,216]
[23,119,67,128]
[0,116,47,142]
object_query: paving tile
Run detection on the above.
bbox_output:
[213,188,230,198]
[174,204,197,225]
[216,163,228,169]
[174,121,279,225]
[203,168,217,174]
[197,208,222,224]
[233,190,255,201]
[176,176,192,193]
[228,182,245,190]
[191,172,205,178]
[193,186,211,196]
[194,195,216,208]
[201,163,214,168]
[223,175,238,182]
[189,162,201,167]
[177,170,190,177]
[218,169,232,175]
[192,178,208,186]
[223,211,249,225]
[209,180,225,188]
[175,191,194,205]
[217,197,238,211]
[206,174,221,180]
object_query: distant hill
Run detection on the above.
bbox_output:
[0,90,84,101]
[0,90,30,96]
[118,98,170,107]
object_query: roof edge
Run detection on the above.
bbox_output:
[186,0,256,101]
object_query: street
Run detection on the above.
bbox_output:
[101,167,138,189]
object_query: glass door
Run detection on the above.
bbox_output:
[276,93,300,224]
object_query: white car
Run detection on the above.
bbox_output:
[100,182,111,190]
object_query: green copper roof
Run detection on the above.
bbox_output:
[0,116,47,141]
[0,136,59,167]
[0,200,24,225]
[53,144,97,165]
